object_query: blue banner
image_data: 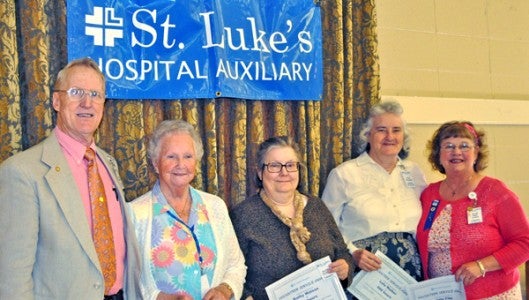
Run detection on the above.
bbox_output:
[67,0,323,100]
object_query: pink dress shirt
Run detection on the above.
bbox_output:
[55,128,125,295]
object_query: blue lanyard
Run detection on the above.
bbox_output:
[166,210,204,267]
[423,199,440,230]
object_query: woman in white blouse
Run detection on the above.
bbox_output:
[322,101,426,281]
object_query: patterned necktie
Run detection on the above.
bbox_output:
[84,148,116,294]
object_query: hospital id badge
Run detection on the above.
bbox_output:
[467,206,483,224]
[400,170,416,188]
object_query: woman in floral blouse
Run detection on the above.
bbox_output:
[128,120,246,300]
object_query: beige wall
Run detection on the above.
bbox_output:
[376,0,529,100]
[376,1,529,297]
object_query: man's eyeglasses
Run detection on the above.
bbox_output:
[441,142,474,152]
[54,87,105,103]
[263,162,300,173]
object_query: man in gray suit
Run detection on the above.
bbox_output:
[0,58,140,299]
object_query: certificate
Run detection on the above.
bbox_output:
[349,250,417,300]
[406,275,465,300]
[265,256,347,300]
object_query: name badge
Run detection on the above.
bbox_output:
[400,170,416,188]
[467,207,483,224]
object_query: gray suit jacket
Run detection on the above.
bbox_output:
[0,133,141,299]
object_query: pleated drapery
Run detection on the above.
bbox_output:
[0,0,380,206]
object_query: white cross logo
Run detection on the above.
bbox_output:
[85,7,123,47]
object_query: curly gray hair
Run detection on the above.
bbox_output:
[358,101,410,159]
[148,120,204,170]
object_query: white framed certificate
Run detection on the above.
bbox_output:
[349,250,417,300]
[265,256,347,300]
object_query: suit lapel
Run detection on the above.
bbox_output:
[41,135,100,267]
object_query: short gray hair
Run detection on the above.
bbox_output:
[54,57,105,92]
[358,101,410,158]
[255,136,303,189]
[148,120,204,168]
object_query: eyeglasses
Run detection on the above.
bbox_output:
[263,162,300,173]
[441,142,474,152]
[54,87,105,103]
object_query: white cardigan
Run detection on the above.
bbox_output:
[127,187,246,300]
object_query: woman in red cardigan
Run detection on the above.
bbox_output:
[416,121,529,299]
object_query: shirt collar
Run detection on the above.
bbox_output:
[356,151,404,169]
[152,181,200,225]
[54,127,96,164]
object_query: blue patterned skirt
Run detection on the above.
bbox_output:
[354,231,423,281]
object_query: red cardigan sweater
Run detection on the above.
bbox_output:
[416,176,529,299]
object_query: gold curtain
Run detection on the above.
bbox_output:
[0,0,379,206]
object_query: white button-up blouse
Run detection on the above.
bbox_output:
[322,152,427,253]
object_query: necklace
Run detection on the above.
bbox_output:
[176,196,191,216]
[444,175,473,198]
[270,196,294,207]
